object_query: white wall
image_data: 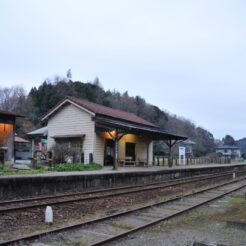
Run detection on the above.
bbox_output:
[93,132,105,165]
[47,104,95,164]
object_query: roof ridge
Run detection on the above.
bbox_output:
[66,96,156,127]
[67,96,140,116]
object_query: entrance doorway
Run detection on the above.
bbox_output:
[125,142,135,161]
[104,139,114,166]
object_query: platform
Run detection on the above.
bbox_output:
[0,162,246,200]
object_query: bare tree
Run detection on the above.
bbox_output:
[0,86,26,112]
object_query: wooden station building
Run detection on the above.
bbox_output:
[41,97,187,168]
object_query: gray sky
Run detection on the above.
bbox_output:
[0,0,246,140]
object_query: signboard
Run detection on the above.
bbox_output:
[179,147,186,165]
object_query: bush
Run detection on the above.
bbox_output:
[55,163,101,171]
[50,143,83,164]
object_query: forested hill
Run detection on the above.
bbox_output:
[0,78,215,156]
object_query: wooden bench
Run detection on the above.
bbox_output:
[119,156,137,167]
[118,157,148,167]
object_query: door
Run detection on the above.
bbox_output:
[125,142,136,161]
[104,139,114,166]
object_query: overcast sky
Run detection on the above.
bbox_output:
[0,0,246,140]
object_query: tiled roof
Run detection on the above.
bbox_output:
[43,96,156,127]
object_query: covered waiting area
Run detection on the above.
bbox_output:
[94,116,187,169]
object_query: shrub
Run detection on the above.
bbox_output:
[55,163,101,171]
[50,143,83,164]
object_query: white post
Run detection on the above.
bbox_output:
[179,147,186,165]
[45,206,53,224]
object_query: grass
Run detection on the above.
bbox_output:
[0,168,50,176]
[0,163,102,176]
[0,165,11,171]
[54,163,102,171]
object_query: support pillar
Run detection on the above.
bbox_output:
[108,129,125,170]
[164,139,183,168]
[113,138,119,170]
[168,145,172,167]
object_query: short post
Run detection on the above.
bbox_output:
[45,206,53,225]
[233,172,236,179]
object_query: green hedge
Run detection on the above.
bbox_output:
[54,163,102,171]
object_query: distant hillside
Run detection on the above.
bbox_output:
[0,78,215,156]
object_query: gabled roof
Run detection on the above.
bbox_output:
[182,139,196,145]
[42,96,156,127]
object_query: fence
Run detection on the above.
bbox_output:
[153,156,231,166]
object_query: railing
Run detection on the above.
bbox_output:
[153,156,231,166]
[14,145,32,162]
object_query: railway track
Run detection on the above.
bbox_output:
[0,170,244,213]
[0,176,245,245]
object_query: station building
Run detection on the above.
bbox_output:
[41,96,186,167]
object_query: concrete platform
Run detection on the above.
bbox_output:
[0,162,246,201]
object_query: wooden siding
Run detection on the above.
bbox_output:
[119,134,152,161]
[93,132,105,165]
[47,104,95,164]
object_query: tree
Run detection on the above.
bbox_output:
[66,69,72,80]
[0,86,26,112]
[0,85,35,135]
[24,76,216,156]
[223,135,236,146]
[193,127,215,156]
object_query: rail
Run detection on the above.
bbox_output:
[1,175,245,245]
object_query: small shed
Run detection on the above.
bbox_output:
[27,126,48,152]
[179,139,196,157]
